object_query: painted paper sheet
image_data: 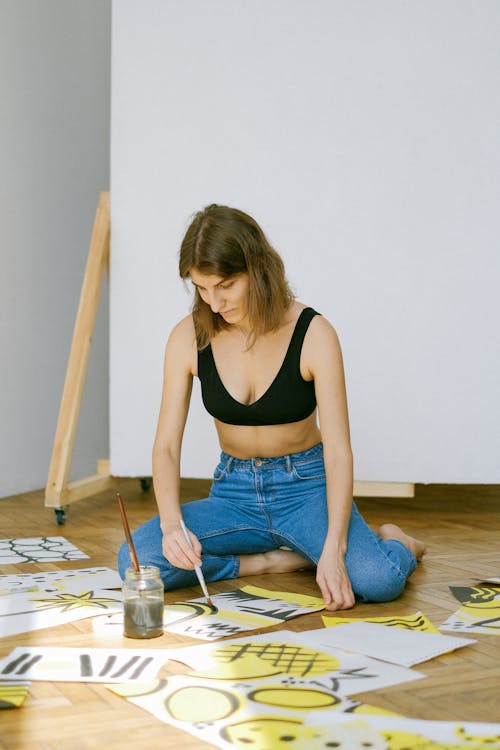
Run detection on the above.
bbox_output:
[322,611,440,633]
[440,582,500,635]
[108,673,399,750]
[92,585,323,640]
[0,681,30,708]
[0,647,170,683]
[0,536,88,564]
[0,567,121,596]
[294,622,475,667]
[302,714,500,750]
[162,585,325,640]
[163,629,424,696]
[0,588,122,638]
[109,676,500,749]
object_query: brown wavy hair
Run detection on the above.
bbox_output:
[179,204,294,349]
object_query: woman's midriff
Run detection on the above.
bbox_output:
[214,412,322,460]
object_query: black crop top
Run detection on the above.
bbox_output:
[197,307,320,426]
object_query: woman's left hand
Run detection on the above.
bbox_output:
[316,545,355,611]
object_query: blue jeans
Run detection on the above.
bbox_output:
[118,443,417,602]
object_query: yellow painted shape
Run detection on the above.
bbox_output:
[381,729,441,749]
[456,602,500,618]
[381,728,500,749]
[322,611,439,633]
[107,680,164,699]
[456,586,500,608]
[165,684,240,722]
[248,685,340,710]
[194,641,340,680]
[240,584,324,609]
[452,608,482,625]
[193,653,285,680]
[451,606,500,634]
[222,716,387,750]
[32,591,119,611]
[0,683,29,708]
[455,724,500,744]
[220,716,313,750]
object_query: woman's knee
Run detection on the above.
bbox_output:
[349,561,407,603]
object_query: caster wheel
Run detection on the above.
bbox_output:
[54,507,68,525]
[139,477,152,492]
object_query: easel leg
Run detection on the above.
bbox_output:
[45,192,114,514]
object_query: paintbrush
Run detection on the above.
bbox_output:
[179,518,213,607]
[116,491,141,575]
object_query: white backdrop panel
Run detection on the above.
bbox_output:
[110,1,500,482]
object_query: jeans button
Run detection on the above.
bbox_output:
[255,458,263,467]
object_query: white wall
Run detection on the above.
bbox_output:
[111,0,500,483]
[0,1,111,497]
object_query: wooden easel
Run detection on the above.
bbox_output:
[45,192,114,522]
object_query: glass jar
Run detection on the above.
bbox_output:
[123,565,164,639]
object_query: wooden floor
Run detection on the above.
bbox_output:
[1,480,499,749]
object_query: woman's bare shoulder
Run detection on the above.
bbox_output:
[164,314,197,370]
[169,313,196,341]
[311,310,339,337]
[298,303,339,339]
[301,307,343,372]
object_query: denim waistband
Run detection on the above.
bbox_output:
[219,442,324,472]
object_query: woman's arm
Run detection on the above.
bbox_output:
[152,315,201,570]
[303,315,355,610]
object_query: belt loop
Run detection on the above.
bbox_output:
[286,454,292,472]
[226,457,234,473]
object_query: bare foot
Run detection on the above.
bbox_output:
[238,549,314,576]
[378,523,427,561]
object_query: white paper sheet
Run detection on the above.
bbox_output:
[304,713,500,747]
[109,675,500,749]
[0,567,121,596]
[108,673,395,750]
[440,581,500,636]
[161,585,325,640]
[162,629,424,696]
[295,622,475,666]
[0,647,171,683]
[0,536,89,564]
[0,588,123,638]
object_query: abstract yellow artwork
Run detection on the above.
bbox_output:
[0,588,123,638]
[321,611,440,633]
[108,674,396,750]
[162,585,325,640]
[440,582,500,635]
[163,630,424,694]
[108,675,500,750]
[0,681,30,709]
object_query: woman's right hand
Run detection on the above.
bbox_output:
[316,542,355,611]
[161,522,202,570]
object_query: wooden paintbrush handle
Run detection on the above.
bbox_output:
[116,492,140,573]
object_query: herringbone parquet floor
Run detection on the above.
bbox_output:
[0,480,499,749]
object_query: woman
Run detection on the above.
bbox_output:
[118,204,425,610]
